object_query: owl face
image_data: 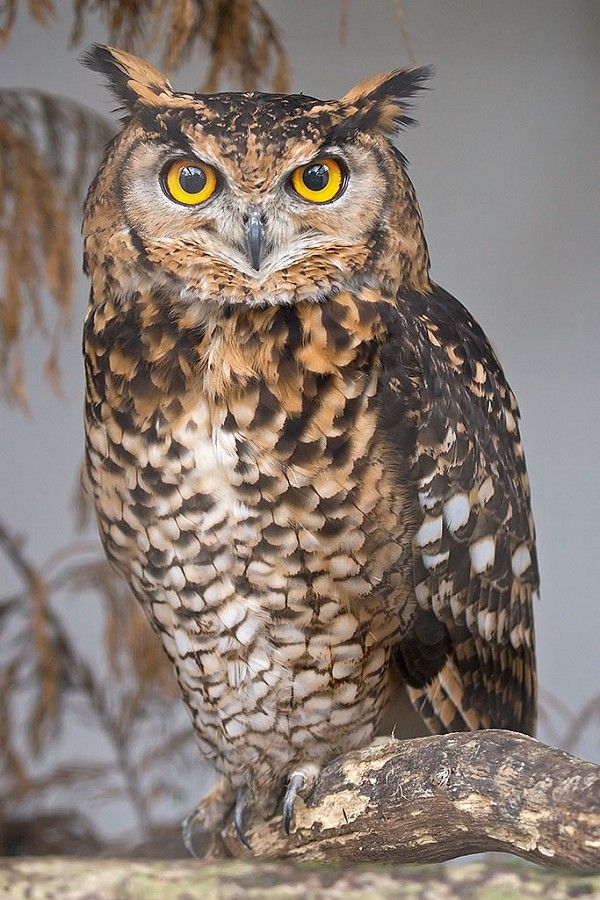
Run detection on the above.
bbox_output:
[84,46,431,309]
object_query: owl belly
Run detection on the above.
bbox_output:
[87,387,413,798]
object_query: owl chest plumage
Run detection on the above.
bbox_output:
[84,289,415,788]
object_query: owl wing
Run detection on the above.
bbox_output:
[377,284,538,735]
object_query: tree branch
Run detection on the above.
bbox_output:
[204,731,599,870]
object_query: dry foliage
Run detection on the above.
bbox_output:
[0,90,114,202]
[0,92,113,404]
[71,0,290,92]
[0,519,201,850]
[4,0,417,90]
[0,0,53,47]
[0,119,72,405]
[1,0,290,92]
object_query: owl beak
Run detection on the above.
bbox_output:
[245,207,264,271]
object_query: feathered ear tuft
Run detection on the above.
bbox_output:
[81,44,174,114]
[338,66,433,136]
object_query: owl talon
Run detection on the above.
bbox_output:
[234,785,252,849]
[181,779,237,857]
[283,772,304,834]
[182,809,199,858]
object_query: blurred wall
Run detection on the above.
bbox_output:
[1,0,598,833]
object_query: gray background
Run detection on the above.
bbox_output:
[1,0,599,837]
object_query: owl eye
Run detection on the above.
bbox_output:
[162,158,218,206]
[290,158,346,203]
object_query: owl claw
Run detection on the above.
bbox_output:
[182,809,199,858]
[234,785,252,849]
[282,771,305,835]
[182,779,238,857]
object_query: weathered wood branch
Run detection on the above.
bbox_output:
[1,858,599,899]
[203,731,600,869]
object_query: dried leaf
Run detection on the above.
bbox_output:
[0,661,30,800]
[0,0,54,46]
[0,89,114,205]
[393,1,417,68]
[28,572,61,755]
[0,118,72,404]
[0,90,112,403]
[69,0,289,91]
[123,601,178,698]
[73,462,95,530]
[0,519,183,838]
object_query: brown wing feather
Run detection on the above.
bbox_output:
[378,284,538,735]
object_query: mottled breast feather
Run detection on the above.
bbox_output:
[378,284,538,735]
[83,286,419,805]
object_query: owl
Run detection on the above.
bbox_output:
[82,45,538,849]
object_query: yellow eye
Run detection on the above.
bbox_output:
[163,158,218,206]
[291,158,345,203]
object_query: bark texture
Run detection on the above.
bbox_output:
[204,731,600,869]
[0,858,599,899]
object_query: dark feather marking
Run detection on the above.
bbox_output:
[379,284,538,735]
[395,608,451,688]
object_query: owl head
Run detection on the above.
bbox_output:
[83,45,431,311]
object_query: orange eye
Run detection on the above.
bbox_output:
[291,158,345,203]
[163,158,218,206]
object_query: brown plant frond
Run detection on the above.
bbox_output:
[0,660,30,801]
[30,0,54,26]
[0,91,112,402]
[0,0,54,46]
[28,571,61,754]
[63,553,178,699]
[0,520,61,754]
[70,0,150,55]
[123,598,179,698]
[0,596,19,622]
[0,0,18,45]
[338,2,414,64]
[339,0,348,45]
[74,462,95,530]
[393,1,417,67]
[198,0,289,93]
[69,0,290,91]
[0,524,173,838]
[0,119,72,404]
[43,323,64,395]
[0,89,114,203]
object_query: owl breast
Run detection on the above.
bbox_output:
[84,294,416,797]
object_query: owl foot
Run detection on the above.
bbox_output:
[234,785,252,849]
[182,778,235,857]
[282,763,321,835]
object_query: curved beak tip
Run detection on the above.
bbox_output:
[245,210,264,271]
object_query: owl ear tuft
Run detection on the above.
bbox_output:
[81,44,173,113]
[339,66,433,136]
